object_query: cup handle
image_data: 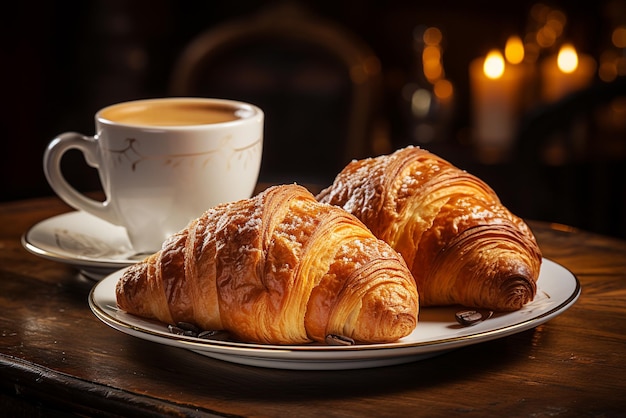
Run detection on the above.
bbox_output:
[43,132,119,225]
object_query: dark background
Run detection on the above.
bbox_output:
[2,0,624,238]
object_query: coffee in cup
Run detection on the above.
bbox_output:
[44,97,264,253]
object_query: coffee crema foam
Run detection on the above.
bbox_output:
[100,101,243,126]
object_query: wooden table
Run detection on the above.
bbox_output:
[1,193,625,417]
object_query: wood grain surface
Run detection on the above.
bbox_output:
[1,193,625,417]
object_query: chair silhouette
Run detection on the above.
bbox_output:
[169,4,383,185]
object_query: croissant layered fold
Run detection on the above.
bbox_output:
[116,184,419,345]
[317,146,542,312]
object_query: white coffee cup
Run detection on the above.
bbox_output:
[44,97,263,253]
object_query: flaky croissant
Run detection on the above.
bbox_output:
[116,184,418,345]
[317,146,542,312]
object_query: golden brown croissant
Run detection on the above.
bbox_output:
[317,146,542,312]
[116,184,418,345]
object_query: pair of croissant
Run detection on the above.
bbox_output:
[116,147,542,345]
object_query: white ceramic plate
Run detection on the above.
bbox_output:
[22,211,143,279]
[89,259,580,370]
[89,258,580,370]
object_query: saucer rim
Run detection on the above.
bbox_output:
[21,211,136,270]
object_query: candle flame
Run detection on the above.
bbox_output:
[483,50,505,79]
[557,44,578,74]
[505,36,525,64]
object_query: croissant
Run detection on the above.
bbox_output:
[317,146,542,312]
[116,184,418,345]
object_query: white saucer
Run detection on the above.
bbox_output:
[22,211,146,279]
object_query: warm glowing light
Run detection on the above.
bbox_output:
[423,45,441,62]
[505,36,525,64]
[411,88,432,118]
[433,79,453,100]
[612,26,626,48]
[599,51,618,82]
[530,3,550,24]
[423,45,443,81]
[423,27,442,46]
[541,43,596,102]
[536,26,557,48]
[599,61,617,82]
[483,50,505,79]
[423,62,443,82]
[530,5,566,50]
[546,10,566,37]
[557,44,579,74]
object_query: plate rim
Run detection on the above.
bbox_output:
[89,258,580,364]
